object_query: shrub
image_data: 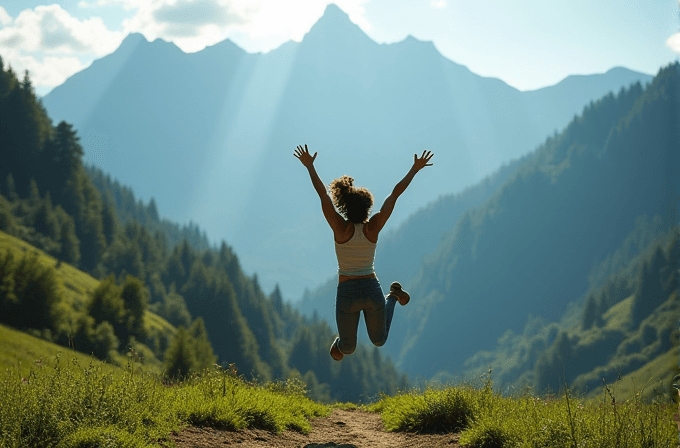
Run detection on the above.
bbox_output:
[71,314,119,360]
[458,414,521,448]
[58,426,144,448]
[87,274,126,344]
[163,326,197,378]
[371,386,480,433]
[0,248,63,331]
[120,274,149,341]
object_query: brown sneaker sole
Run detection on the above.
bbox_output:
[330,337,343,361]
[390,281,410,306]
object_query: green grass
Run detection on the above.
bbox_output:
[0,323,126,378]
[2,342,675,447]
[0,352,330,447]
[368,376,678,448]
[580,347,679,403]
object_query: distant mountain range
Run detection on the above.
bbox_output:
[41,3,653,299]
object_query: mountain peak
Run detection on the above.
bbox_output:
[119,32,147,49]
[303,3,374,47]
[321,3,349,20]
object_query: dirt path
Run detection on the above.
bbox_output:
[169,408,463,448]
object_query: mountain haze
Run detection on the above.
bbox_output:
[41,4,653,298]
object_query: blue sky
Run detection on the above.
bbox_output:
[0,0,678,96]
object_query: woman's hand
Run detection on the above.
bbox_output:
[294,144,317,167]
[413,150,434,171]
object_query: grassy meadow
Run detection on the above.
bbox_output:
[0,326,677,447]
[0,329,329,447]
[370,373,678,448]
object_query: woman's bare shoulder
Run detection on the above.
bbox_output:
[334,220,355,244]
[363,220,378,244]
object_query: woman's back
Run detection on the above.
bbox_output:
[335,223,377,276]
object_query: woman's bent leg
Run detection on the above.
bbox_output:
[336,281,361,354]
[363,279,397,346]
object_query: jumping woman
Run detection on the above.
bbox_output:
[294,144,434,360]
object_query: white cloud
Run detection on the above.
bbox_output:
[123,0,248,49]
[7,51,87,90]
[431,0,446,8]
[0,5,123,55]
[122,0,370,53]
[0,6,12,26]
[0,1,371,92]
[0,4,123,94]
[667,32,680,55]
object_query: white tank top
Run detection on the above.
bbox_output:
[334,223,376,276]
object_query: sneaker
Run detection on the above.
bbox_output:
[390,281,410,306]
[330,337,343,361]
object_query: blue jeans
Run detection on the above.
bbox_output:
[335,277,397,355]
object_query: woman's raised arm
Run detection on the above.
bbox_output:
[294,144,345,232]
[368,150,433,234]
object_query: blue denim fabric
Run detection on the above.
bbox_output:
[335,277,397,355]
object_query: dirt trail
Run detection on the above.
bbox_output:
[169,408,463,448]
[169,408,680,447]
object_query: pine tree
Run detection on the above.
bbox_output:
[270,284,284,315]
[147,198,159,222]
[33,191,60,241]
[120,275,149,341]
[188,317,217,371]
[5,174,18,202]
[101,195,118,246]
[88,274,126,346]
[163,326,197,378]
[631,247,668,327]
[6,250,63,331]
[289,327,315,376]
[56,207,80,265]
[580,293,599,330]
[0,193,17,235]
[181,261,270,381]
[161,282,191,328]
[0,249,18,316]
[28,178,40,208]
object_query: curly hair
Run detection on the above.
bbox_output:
[329,175,374,224]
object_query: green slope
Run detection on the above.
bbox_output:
[460,227,679,403]
[0,229,176,372]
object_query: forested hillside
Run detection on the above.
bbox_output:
[300,63,679,391]
[463,223,679,400]
[389,62,679,380]
[0,56,408,403]
[85,165,213,254]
